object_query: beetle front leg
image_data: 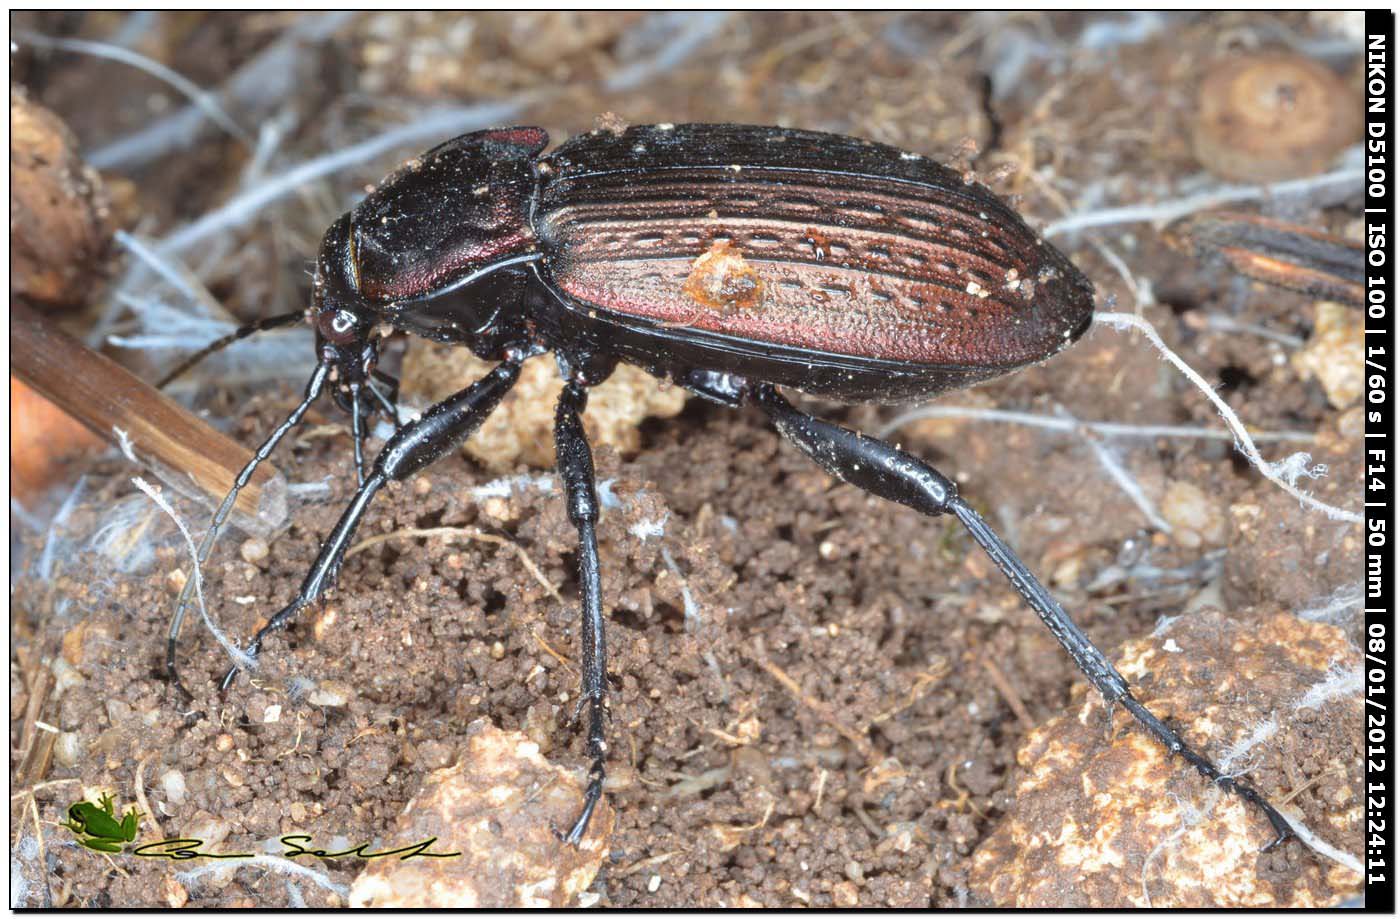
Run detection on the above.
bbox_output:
[554,380,609,845]
[167,359,332,702]
[349,382,367,486]
[750,384,1297,851]
[220,355,526,690]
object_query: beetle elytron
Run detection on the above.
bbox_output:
[167,123,1295,847]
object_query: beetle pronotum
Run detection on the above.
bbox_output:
[166,123,1296,848]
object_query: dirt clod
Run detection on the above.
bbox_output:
[9,84,113,308]
[1292,302,1364,409]
[969,609,1362,908]
[348,720,613,908]
[1192,53,1361,183]
[401,342,687,470]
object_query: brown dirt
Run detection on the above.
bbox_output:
[11,11,1364,908]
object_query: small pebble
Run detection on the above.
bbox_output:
[307,682,350,707]
[162,877,188,909]
[54,731,84,767]
[160,770,187,805]
[1161,480,1225,549]
[239,538,269,565]
[165,568,187,594]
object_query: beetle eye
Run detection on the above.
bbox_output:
[318,309,360,345]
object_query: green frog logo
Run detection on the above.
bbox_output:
[60,793,142,853]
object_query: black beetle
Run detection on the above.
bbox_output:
[167,123,1295,848]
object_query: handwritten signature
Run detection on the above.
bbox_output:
[131,835,460,861]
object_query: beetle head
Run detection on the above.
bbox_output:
[313,213,379,400]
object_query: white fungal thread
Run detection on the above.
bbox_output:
[113,426,139,464]
[630,513,670,541]
[177,855,347,897]
[1044,160,1362,238]
[876,406,1313,446]
[15,31,250,148]
[1297,584,1364,625]
[661,546,701,632]
[38,476,87,581]
[1092,312,1360,524]
[133,477,256,672]
[469,473,555,501]
[1067,406,1173,533]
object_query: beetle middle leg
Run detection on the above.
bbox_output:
[367,369,403,431]
[749,383,1297,851]
[553,379,610,845]
[219,351,529,690]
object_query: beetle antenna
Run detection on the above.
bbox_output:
[156,309,307,390]
[166,359,331,702]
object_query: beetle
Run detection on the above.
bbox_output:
[166,122,1295,848]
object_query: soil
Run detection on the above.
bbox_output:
[11,11,1364,908]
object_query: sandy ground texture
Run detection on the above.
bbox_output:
[11,10,1365,908]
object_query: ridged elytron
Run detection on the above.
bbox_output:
[167,123,1295,848]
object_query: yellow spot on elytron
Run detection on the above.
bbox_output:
[683,240,765,313]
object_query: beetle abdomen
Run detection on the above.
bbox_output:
[538,124,1093,372]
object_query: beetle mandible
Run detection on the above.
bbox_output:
[166,123,1296,848]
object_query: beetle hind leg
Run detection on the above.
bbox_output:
[750,383,1296,852]
[553,380,610,845]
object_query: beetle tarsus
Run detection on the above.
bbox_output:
[1117,694,1297,848]
[752,384,1296,850]
[221,596,306,691]
[561,753,606,847]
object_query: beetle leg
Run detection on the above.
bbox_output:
[348,381,366,487]
[219,356,525,691]
[367,371,403,431]
[554,380,609,845]
[167,359,332,703]
[750,383,1297,852]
